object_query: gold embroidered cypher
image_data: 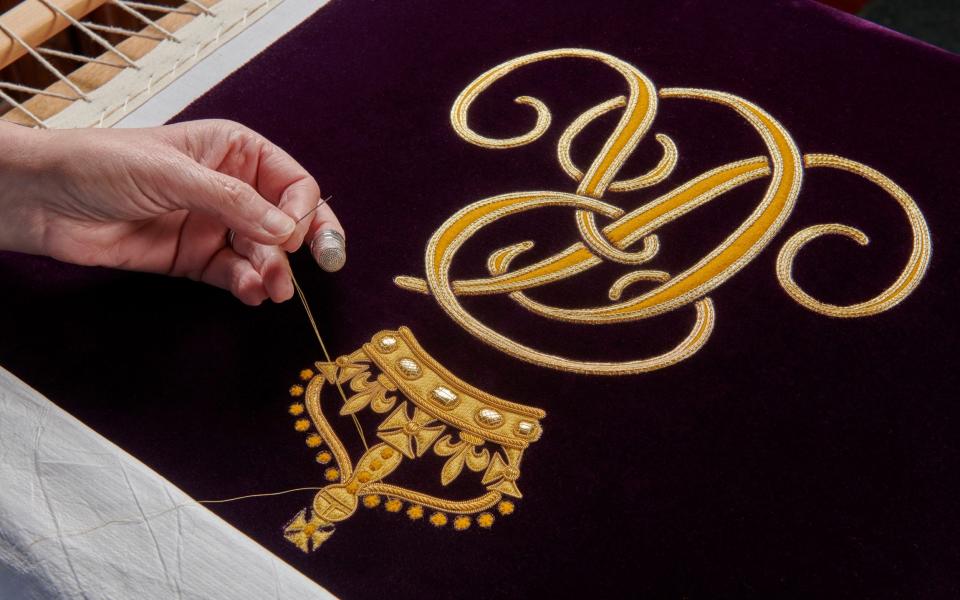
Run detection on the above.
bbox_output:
[396,49,931,375]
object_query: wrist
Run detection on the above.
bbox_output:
[0,122,60,255]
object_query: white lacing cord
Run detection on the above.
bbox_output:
[0,81,80,101]
[81,21,166,42]
[120,0,205,16]
[37,47,126,68]
[0,89,47,128]
[36,0,139,68]
[0,21,88,100]
[111,0,179,42]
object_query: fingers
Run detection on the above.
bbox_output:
[183,166,297,246]
[277,177,321,253]
[306,199,344,242]
[230,233,295,303]
[254,137,323,253]
[185,227,294,305]
[198,246,269,306]
[164,120,338,253]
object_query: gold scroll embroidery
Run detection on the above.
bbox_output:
[283,327,544,552]
[395,48,931,375]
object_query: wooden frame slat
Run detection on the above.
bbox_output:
[2,0,216,125]
[0,0,109,70]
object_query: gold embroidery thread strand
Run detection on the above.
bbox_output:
[198,487,326,504]
[290,268,369,451]
[23,486,328,550]
[398,48,931,375]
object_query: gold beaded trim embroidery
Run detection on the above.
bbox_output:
[395,48,931,375]
[283,327,544,552]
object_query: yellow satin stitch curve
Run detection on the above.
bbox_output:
[397,48,931,375]
[449,88,803,324]
[452,48,667,266]
[775,154,931,317]
[421,190,717,375]
[305,375,354,480]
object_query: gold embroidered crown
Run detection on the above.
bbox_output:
[282,327,545,552]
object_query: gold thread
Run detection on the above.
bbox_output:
[557,96,678,192]
[363,326,545,448]
[776,154,931,317]
[291,269,369,451]
[402,157,770,297]
[419,188,718,374]
[284,328,543,550]
[398,49,929,376]
[363,484,502,514]
[199,487,325,505]
[608,270,671,301]
[22,486,328,551]
[395,157,770,299]
[304,374,354,481]
[477,512,495,528]
[434,433,491,485]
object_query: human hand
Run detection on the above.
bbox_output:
[0,119,343,305]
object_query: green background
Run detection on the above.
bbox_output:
[860,0,960,54]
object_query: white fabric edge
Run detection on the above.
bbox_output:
[115,0,331,128]
[0,365,336,599]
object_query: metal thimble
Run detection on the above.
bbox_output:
[310,229,346,272]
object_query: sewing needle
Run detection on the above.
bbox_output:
[295,195,333,224]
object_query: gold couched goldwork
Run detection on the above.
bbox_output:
[283,327,544,552]
[395,48,931,375]
[284,48,931,552]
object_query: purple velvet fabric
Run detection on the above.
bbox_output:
[2,0,959,598]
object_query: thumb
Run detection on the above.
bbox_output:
[175,165,296,245]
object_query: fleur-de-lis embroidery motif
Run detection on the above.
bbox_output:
[434,432,491,486]
[340,370,397,415]
[481,448,524,498]
[315,355,367,386]
[377,401,446,458]
[283,328,545,551]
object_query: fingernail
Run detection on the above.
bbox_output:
[263,209,295,237]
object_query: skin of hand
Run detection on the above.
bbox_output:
[0,118,343,305]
